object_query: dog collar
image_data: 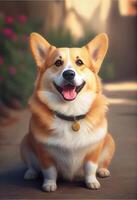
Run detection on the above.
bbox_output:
[54,111,86,121]
[54,111,86,132]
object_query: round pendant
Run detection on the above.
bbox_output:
[72,121,80,132]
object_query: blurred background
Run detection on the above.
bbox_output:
[0,0,137,123]
[0,1,137,199]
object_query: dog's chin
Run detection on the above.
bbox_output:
[53,81,86,101]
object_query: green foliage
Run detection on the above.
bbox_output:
[99,57,115,81]
[0,15,41,107]
[45,29,95,47]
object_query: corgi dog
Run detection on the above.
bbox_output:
[21,32,115,192]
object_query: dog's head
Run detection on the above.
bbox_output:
[30,33,108,113]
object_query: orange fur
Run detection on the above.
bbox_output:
[100,133,115,168]
[86,94,108,129]
[84,133,115,166]
[85,141,104,163]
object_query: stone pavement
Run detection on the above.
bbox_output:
[0,82,137,199]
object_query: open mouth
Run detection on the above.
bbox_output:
[53,81,85,101]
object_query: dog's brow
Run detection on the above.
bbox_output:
[55,52,64,59]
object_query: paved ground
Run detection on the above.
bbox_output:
[0,83,137,199]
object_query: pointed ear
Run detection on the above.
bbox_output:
[29,32,51,68]
[85,33,109,73]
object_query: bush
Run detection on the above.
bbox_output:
[0,15,41,108]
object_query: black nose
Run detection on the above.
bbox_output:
[62,70,75,81]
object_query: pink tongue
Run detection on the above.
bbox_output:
[62,87,76,100]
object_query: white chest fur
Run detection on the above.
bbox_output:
[44,117,107,179]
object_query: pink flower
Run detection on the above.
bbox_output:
[5,16,14,24]
[2,28,13,38]
[0,75,4,81]
[17,15,27,23]
[8,66,16,75]
[0,56,4,65]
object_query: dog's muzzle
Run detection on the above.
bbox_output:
[53,81,85,101]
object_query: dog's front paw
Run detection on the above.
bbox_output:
[86,179,100,190]
[42,180,57,192]
[24,169,38,180]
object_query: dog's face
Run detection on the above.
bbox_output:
[30,33,108,111]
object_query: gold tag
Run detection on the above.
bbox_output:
[72,121,80,132]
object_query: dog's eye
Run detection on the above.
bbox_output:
[76,59,84,66]
[55,59,63,67]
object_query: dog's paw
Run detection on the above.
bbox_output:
[24,169,38,180]
[97,168,110,178]
[86,179,100,190]
[42,180,57,192]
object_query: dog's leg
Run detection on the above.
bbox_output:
[23,147,39,180]
[23,150,39,180]
[97,134,115,178]
[84,161,100,189]
[84,142,103,189]
[24,168,39,180]
[42,166,57,192]
[21,135,39,180]
[34,144,58,192]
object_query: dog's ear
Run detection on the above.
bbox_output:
[30,32,52,68]
[85,33,108,73]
